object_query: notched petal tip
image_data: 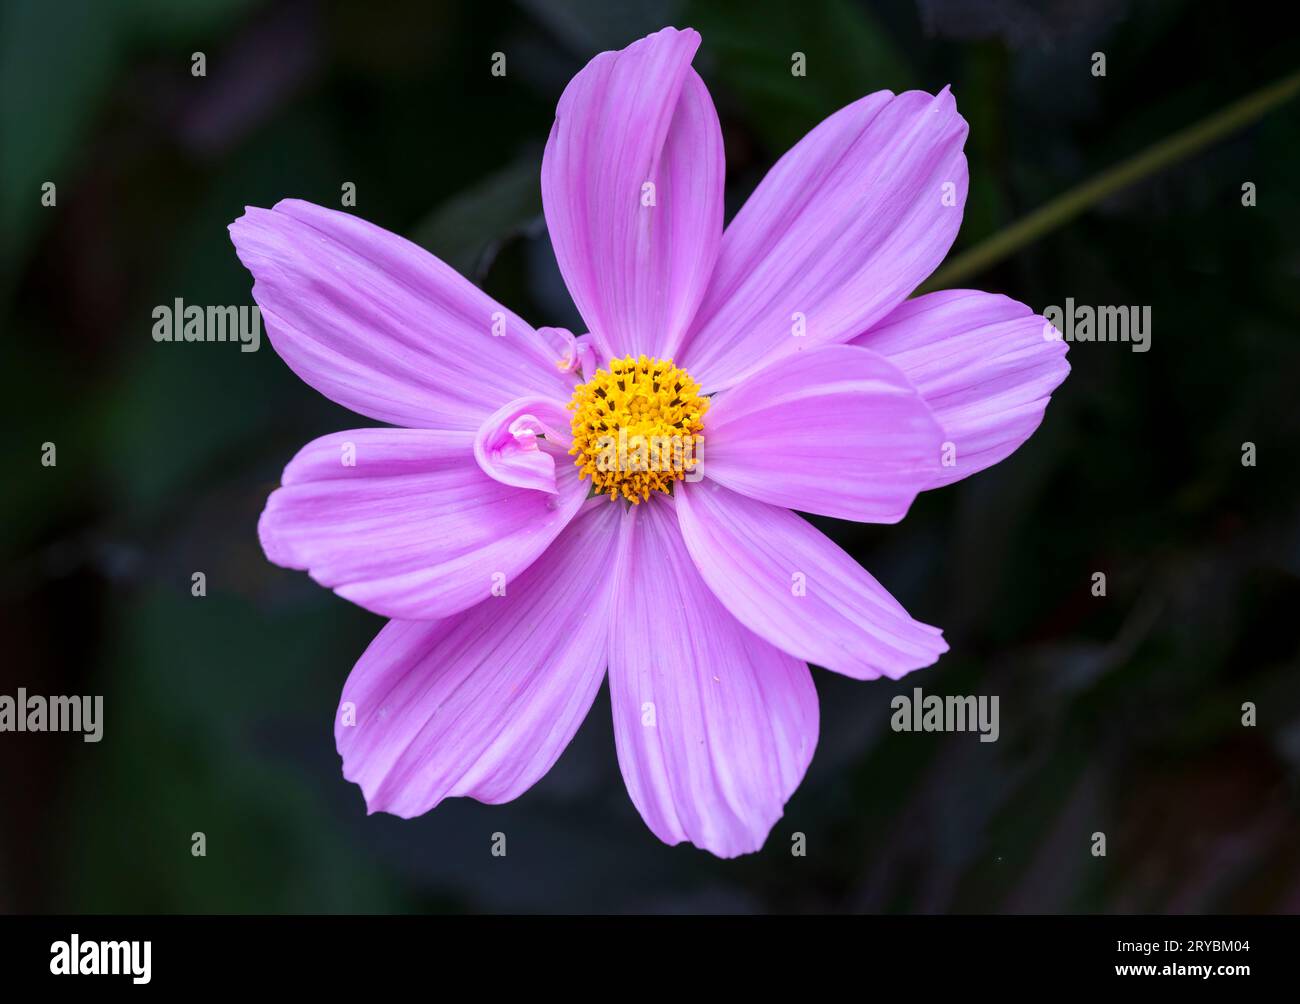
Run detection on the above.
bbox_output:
[543,22,722,361]
[860,288,1072,489]
[255,493,294,569]
[334,507,620,822]
[676,483,949,683]
[702,345,947,524]
[632,24,701,54]
[907,84,968,141]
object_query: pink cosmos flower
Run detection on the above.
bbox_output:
[230,26,1068,857]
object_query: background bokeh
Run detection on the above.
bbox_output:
[3,0,1299,914]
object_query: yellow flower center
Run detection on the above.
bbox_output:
[568,355,707,503]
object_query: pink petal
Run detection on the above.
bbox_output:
[701,345,945,522]
[677,482,947,680]
[608,497,818,858]
[681,88,968,392]
[473,395,573,494]
[229,199,574,430]
[258,428,585,620]
[855,289,1070,488]
[335,501,621,818]
[541,26,724,361]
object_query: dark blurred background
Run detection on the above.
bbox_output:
[3,0,1299,913]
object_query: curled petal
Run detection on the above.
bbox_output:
[473,395,573,494]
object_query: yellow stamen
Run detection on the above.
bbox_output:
[567,355,707,503]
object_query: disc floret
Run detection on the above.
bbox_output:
[568,355,707,502]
